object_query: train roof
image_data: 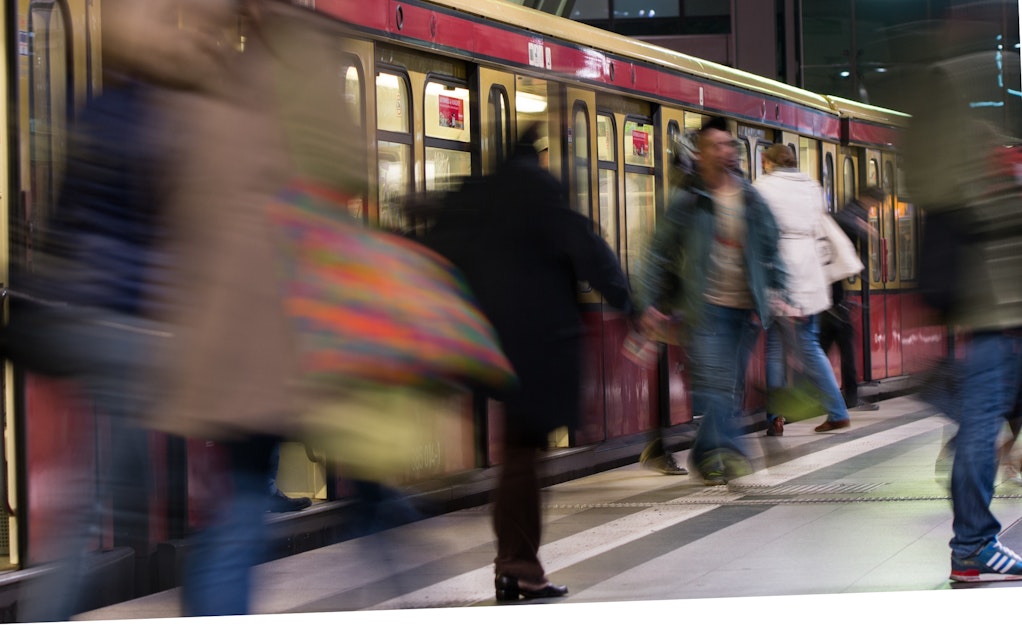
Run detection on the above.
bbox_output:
[437,0,836,114]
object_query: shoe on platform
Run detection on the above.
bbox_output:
[950,538,1022,582]
[268,490,312,513]
[849,401,879,411]
[495,574,568,601]
[765,417,785,436]
[814,418,850,433]
[643,454,689,475]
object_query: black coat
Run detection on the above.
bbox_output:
[420,151,632,445]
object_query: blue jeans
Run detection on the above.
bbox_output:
[687,304,761,472]
[182,435,275,616]
[949,331,1022,559]
[766,316,849,422]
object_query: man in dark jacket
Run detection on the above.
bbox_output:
[419,125,632,602]
[819,186,883,411]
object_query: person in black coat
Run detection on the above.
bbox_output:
[417,125,632,601]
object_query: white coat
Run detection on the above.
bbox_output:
[753,168,832,316]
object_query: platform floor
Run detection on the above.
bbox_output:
[75,394,1022,623]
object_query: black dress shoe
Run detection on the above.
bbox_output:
[495,574,568,601]
[268,491,312,513]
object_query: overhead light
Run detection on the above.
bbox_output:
[516,92,547,113]
[839,71,851,78]
[876,67,887,73]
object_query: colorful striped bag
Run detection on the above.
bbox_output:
[267,181,516,393]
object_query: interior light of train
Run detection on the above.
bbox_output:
[516,92,548,113]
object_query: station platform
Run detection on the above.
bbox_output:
[74,393,1022,623]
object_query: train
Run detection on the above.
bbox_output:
[0,0,947,619]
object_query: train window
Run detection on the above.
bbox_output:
[597,114,618,252]
[573,103,592,216]
[27,2,69,248]
[376,71,412,229]
[343,65,363,126]
[666,119,682,191]
[425,79,472,191]
[623,117,655,279]
[867,158,879,187]
[822,153,835,213]
[488,86,511,171]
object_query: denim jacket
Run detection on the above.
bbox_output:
[640,174,787,330]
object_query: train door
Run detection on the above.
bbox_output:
[564,86,607,447]
[476,68,515,175]
[864,149,903,380]
[1,0,12,573]
[836,148,872,380]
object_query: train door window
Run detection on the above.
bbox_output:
[623,117,655,279]
[488,85,511,171]
[822,153,835,213]
[515,76,548,144]
[883,160,897,282]
[597,113,618,251]
[867,158,881,282]
[841,156,856,207]
[788,143,798,169]
[339,62,366,219]
[425,79,472,191]
[753,142,768,180]
[572,103,592,217]
[737,138,752,180]
[666,119,682,192]
[376,71,412,230]
[27,2,69,248]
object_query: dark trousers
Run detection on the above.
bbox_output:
[819,306,859,406]
[493,432,544,582]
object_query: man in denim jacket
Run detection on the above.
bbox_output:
[639,117,788,485]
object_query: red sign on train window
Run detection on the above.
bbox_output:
[439,95,464,130]
[632,129,649,157]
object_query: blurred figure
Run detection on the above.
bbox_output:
[754,144,850,436]
[639,117,787,485]
[905,60,1022,582]
[267,442,312,513]
[819,187,882,412]
[418,124,632,602]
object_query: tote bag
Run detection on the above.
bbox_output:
[817,213,864,283]
[267,180,516,393]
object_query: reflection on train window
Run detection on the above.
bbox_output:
[623,117,655,280]
[884,161,896,282]
[488,86,511,172]
[378,141,411,230]
[376,71,412,229]
[573,103,592,216]
[28,3,69,248]
[822,152,835,213]
[425,80,472,190]
[597,114,618,252]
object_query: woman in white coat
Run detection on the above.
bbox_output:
[753,144,851,435]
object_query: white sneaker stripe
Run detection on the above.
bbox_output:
[988,553,1007,571]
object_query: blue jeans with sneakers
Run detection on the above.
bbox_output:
[766,315,849,423]
[687,303,761,473]
[949,331,1022,559]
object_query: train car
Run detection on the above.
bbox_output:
[0,0,933,618]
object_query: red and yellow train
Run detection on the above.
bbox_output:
[0,0,946,617]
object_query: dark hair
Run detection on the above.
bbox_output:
[699,116,729,134]
[861,186,886,201]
